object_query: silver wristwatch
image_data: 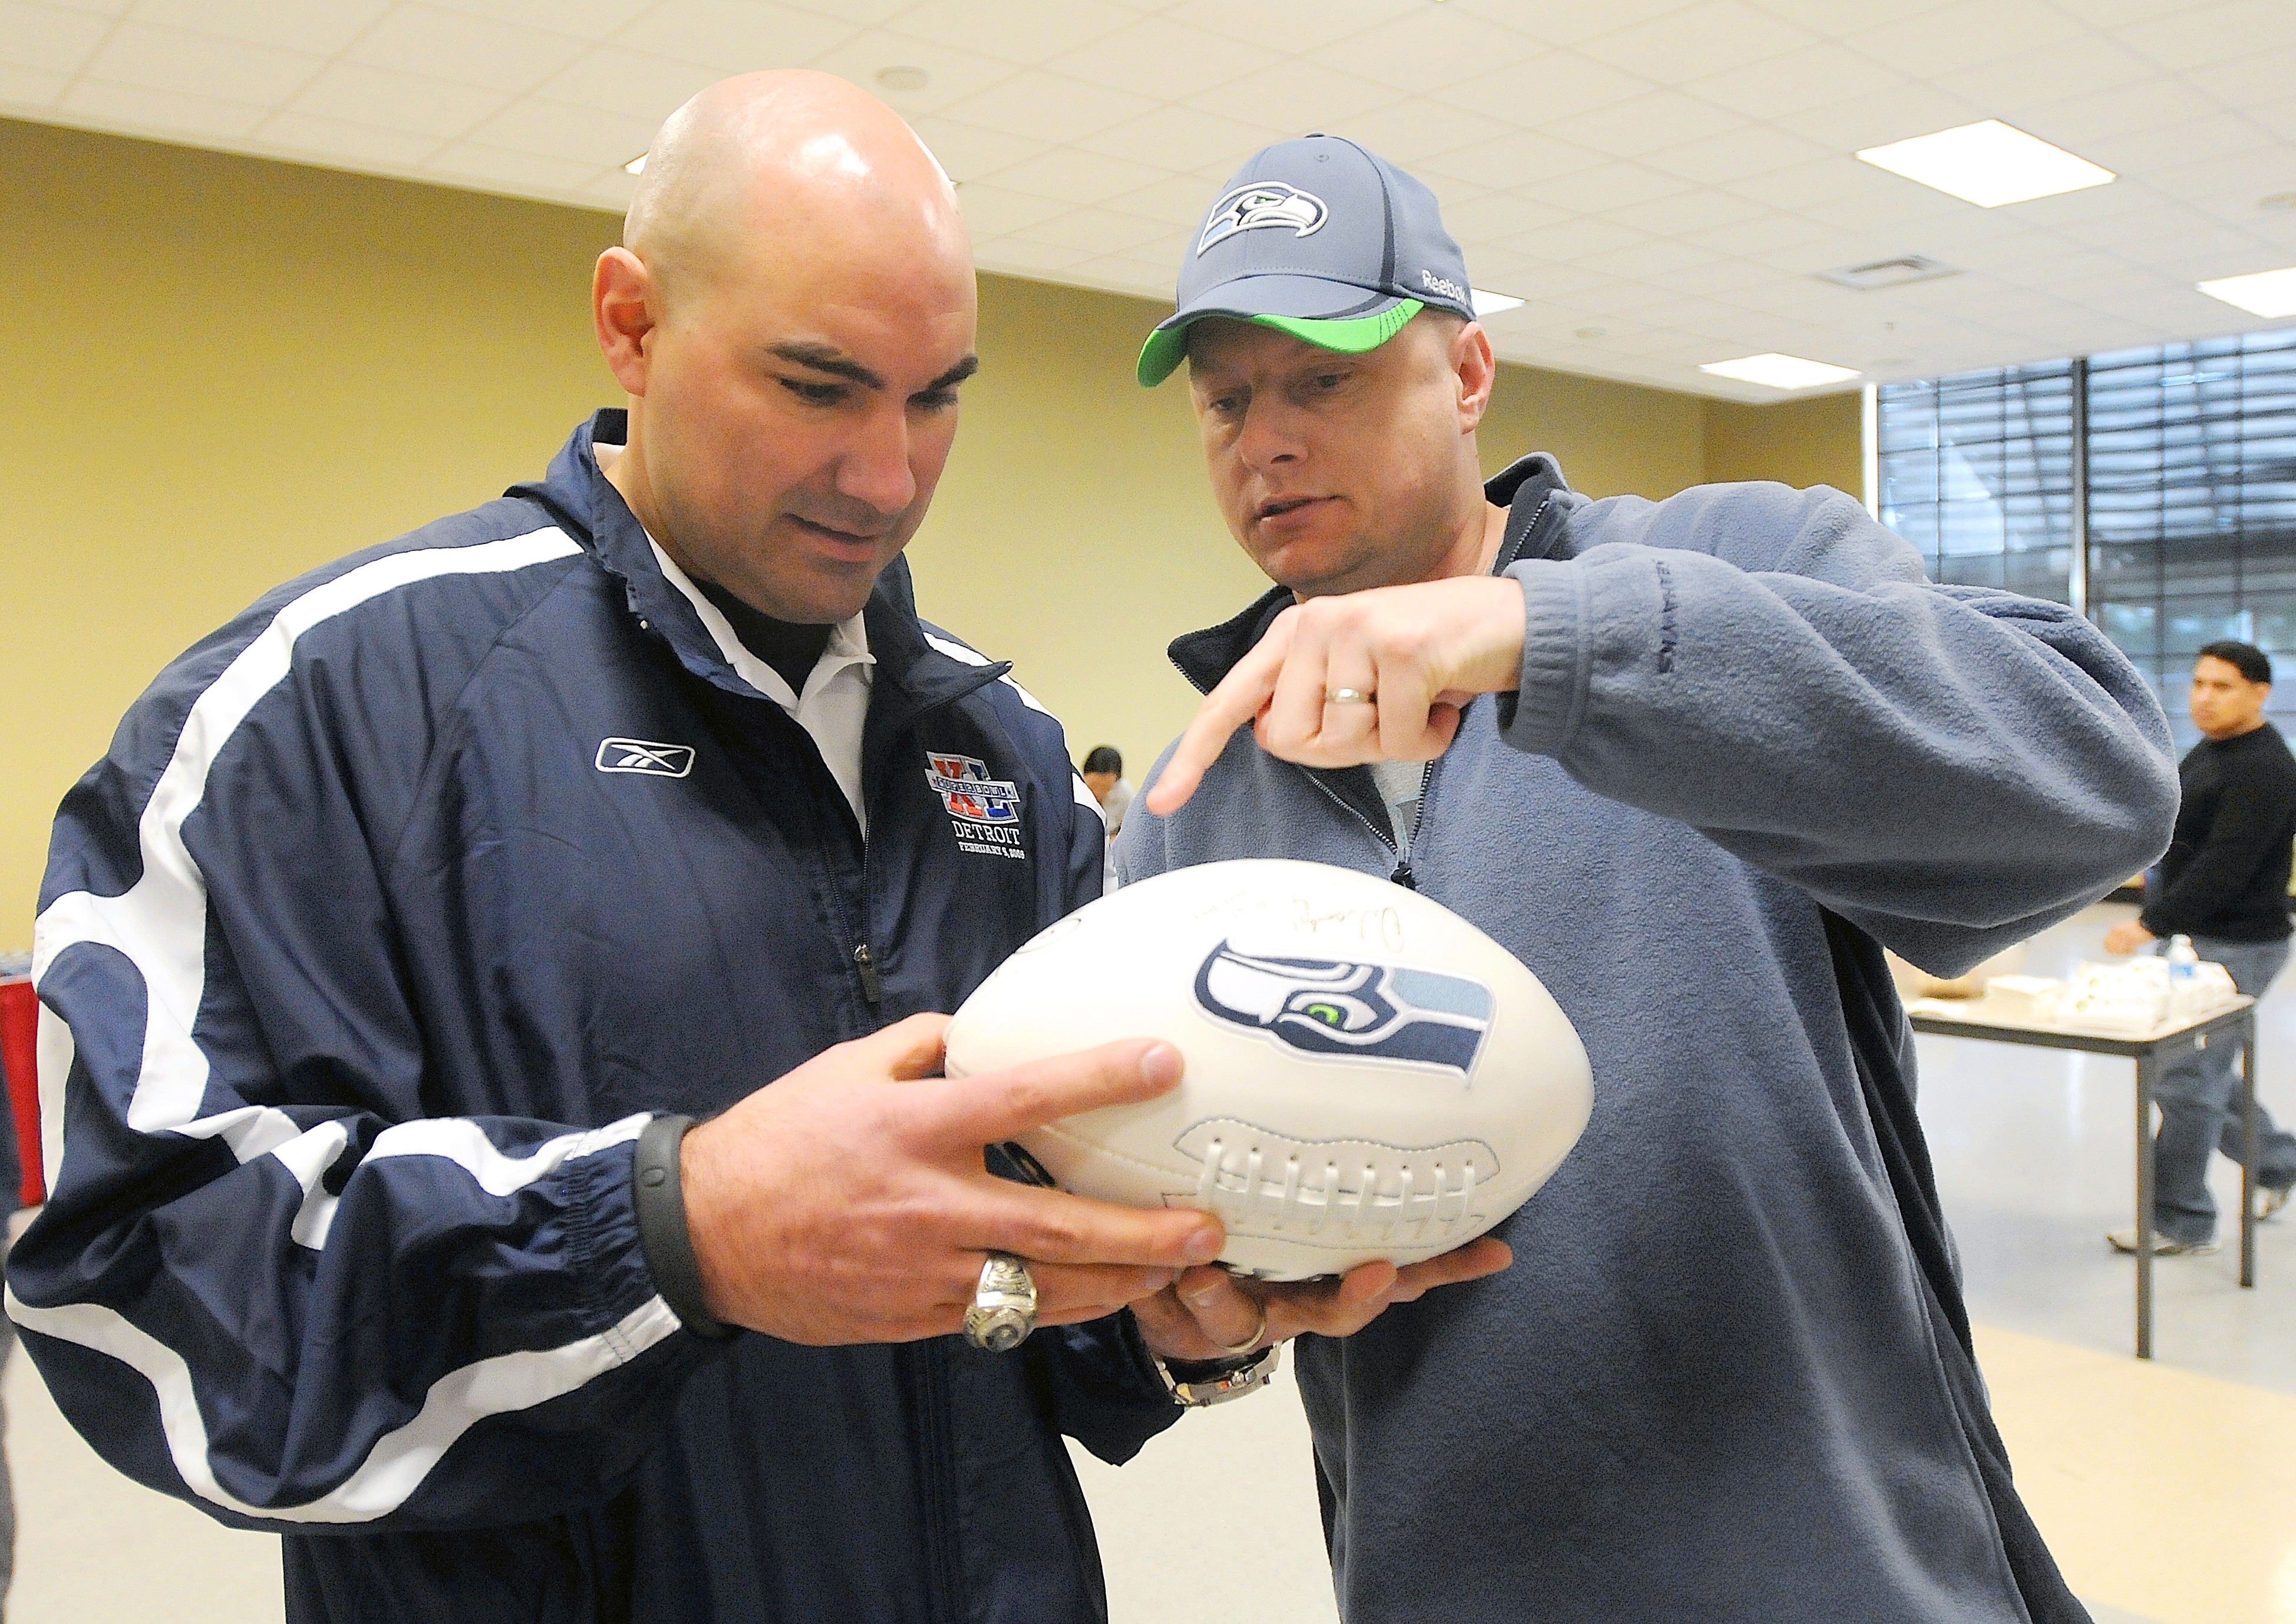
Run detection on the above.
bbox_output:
[1151,1341,1282,1407]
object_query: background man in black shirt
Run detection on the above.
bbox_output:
[2105,638,2296,1249]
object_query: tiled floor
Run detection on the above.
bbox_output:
[4,902,2291,1622]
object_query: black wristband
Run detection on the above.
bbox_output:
[632,1113,735,1341]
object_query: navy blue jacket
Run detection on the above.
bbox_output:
[11,412,1182,1621]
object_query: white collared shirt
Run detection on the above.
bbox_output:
[648,541,876,838]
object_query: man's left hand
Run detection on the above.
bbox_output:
[2102,918,2155,955]
[1132,1237,1513,1362]
[1145,577,1526,816]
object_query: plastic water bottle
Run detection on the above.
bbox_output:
[2168,935,2199,1012]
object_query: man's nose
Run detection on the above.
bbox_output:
[831,403,918,516]
[1235,397,1302,470]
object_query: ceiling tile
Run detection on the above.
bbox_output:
[975,236,1095,273]
[1495,214,1654,260]
[287,60,509,139]
[2021,78,2227,148]
[1444,52,1654,127]
[2081,113,2279,178]
[1070,104,1292,176]
[423,138,602,192]
[26,0,128,14]
[82,24,323,108]
[805,32,1019,117]
[1305,9,1546,95]
[1440,192,1575,247]
[1678,209,1842,256]
[1416,128,1606,191]
[1931,36,2161,113]
[1770,80,1991,150]
[907,115,1040,183]
[1006,205,1171,256]
[1677,44,1905,121]
[1839,1,2086,78]
[619,0,861,69]
[436,0,658,39]
[1718,154,1875,210]
[1609,186,1772,236]
[952,181,1066,236]
[2117,0,2296,72]
[1160,0,1423,55]
[978,146,1173,206]
[1641,123,1831,186]
[1519,161,1694,215]
[0,1,111,74]
[62,77,265,140]
[0,64,69,104]
[1045,16,1281,95]
[1577,0,1820,83]
[886,0,1139,63]
[935,68,1157,143]
[255,109,442,167]
[127,0,389,57]
[2178,44,2296,109]
[530,47,719,124]
[1103,171,1233,229]
[351,5,592,93]
[1179,57,1400,130]
[463,95,657,166]
[1572,239,1723,280]
[1536,91,1743,160]
[1314,97,1515,165]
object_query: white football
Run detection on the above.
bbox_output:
[944,858,1594,1280]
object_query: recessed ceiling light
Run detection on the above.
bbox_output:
[1699,353,1862,391]
[1470,288,1523,318]
[876,65,930,93]
[1855,120,2114,208]
[624,153,646,175]
[2196,266,2296,319]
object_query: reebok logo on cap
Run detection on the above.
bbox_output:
[1197,181,1328,256]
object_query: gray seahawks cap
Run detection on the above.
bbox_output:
[1137,134,1476,387]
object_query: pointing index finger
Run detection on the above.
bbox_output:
[1144,620,1294,816]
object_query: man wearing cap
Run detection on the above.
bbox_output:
[1119,135,2179,1623]
[10,85,1495,1623]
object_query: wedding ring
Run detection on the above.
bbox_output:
[1210,1299,1269,1359]
[964,1252,1038,1352]
[1325,687,1375,704]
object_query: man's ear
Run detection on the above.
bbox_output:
[1453,319,1497,432]
[594,247,656,397]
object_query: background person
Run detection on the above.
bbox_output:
[1081,744,1133,889]
[1119,135,2178,1624]
[6,80,1488,1624]
[2102,638,2296,1249]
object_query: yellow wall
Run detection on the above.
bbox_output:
[0,117,1854,942]
[1703,392,1865,497]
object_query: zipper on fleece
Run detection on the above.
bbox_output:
[906,1340,965,1624]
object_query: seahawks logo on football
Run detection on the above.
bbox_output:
[1196,181,1328,255]
[1193,941,1493,1079]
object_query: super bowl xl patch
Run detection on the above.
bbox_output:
[925,751,1028,860]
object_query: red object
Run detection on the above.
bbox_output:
[1,978,42,1206]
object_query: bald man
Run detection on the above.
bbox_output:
[9,74,1492,1623]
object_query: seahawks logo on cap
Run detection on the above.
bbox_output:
[1196,181,1327,255]
[1193,941,1493,1080]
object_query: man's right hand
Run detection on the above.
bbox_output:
[679,1013,1226,1345]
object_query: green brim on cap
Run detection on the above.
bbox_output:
[1136,298,1425,387]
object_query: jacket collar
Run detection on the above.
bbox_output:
[509,410,1005,716]
[1168,451,1575,694]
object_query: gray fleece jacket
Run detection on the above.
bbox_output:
[1116,454,2177,1624]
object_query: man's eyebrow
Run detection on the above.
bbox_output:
[929,355,980,392]
[768,341,884,390]
[767,344,978,396]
